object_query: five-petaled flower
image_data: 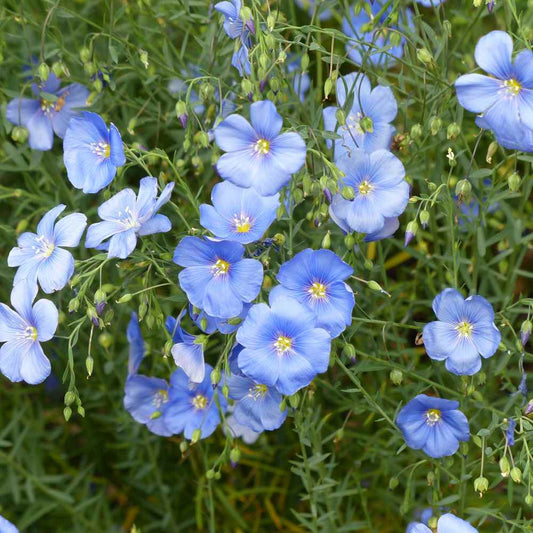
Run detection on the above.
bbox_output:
[63,111,126,194]
[0,283,58,385]
[236,292,331,395]
[271,248,354,338]
[323,73,397,160]
[85,177,174,259]
[173,237,263,319]
[455,31,533,152]
[6,73,89,151]
[423,288,501,375]
[200,181,280,244]
[407,513,478,533]
[8,204,86,293]
[214,100,307,196]
[396,394,470,458]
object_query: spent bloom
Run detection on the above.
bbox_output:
[329,149,409,236]
[6,73,89,151]
[0,283,58,385]
[455,31,533,152]
[85,177,174,259]
[163,364,228,440]
[423,288,501,375]
[166,312,205,384]
[396,394,470,458]
[8,204,86,293]
[323,73,397,159]
[407,514,478,533]
[271,249,354,338]
[63,111,125,194]
[226,372,288,432]
[200,181,280,244]
[236,292,331,395]
[342,2,412,67]
[173,237,263,319]
[214,100,307,196]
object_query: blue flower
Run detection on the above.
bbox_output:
[271,249,354,338]
[0,283,58,385]
[233,43,252,77]
[190,303,251,335]
[505,418,516,446]
[329,149,409,235]
[214,100,307,196]
[455,31,533,152]
[342,2,412,67]
[163,364,228,440]
[407,508,433,531]
[6,73,89,151]
[63,111,125,194]
[0,515,18,533]
[295,0,332,20]
[173,237,263,319]
[127,312,145,375]
[407,514,477,533]
[236,292,331,395]
[166,312,205,384]
[214,0,255,40]
[200,181,279,244]
[85,177,174,259]
[396,394,470,458]
[226,373,288,432]
[323,73,397,159]
[423,289,501,376]
[225,413,261,444]
[7,204,86,293]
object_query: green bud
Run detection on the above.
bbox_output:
[64,391,77,406]
[191,428,201,443]
[419,210,430,227]
[455,179,472,198]
[486,141,498,164]
[341,343,356,360]
[289,392,300,409]
[38,62,50,81]
[86,356,94,377]
[430,116,442,136]
[410,123,423,140]
[267,13,276,31]
[222,384,229,399]
[230,448,241,464]
[511,467,522,484]
[474,476,489,495]
[360,116,373,133]
[428,517,438,529]
[508,172,520,192]
[211,368,221,385]
[64,406,72,421]
[270,77,280,92]
[321,231,331,249]
[341,186,355,200]
[368,280,384,293]
[196,131,210,148]
[206,469,216,480]
[499,456,510,477]
[293,188,304,204]
[241,78,253,95]
[84,62,97,76]
[277,51,286,63]
[344,234,355,249]
[98,332,113,349]
[175,100,187,118]
[68,298,80,313]
[525,494,533,506]
[265,33,275,50]
[324,78,333,99]
[117,294,133,304]
[139,49,149,68]
[443,19,452,37]
[416,48,433,65]
[80,47,91,63]
[259,53,269,71]
[77,405,85,417]
[273,233,285,245]
[389,477,399,490]
[390,369,403,385]
[11,126,29,143]
[301,53,310,71]
[335,108,346,126]
[427,471,435,486]
[179,441,188,453]
[447,122,461,140]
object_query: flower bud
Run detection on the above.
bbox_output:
[80,47,91,63]
[416,48,434,65]
[447,122,461,140]
[211,368,221,386]
[508,172,520,192]
[521,320,532,346]
[64,391,77,406]
[455,179,472,198]
[474,476,489,496]
[410,123,423,140]
[11,126,29,143]
[419,210,430,228]
[324,78,333,99]
[179,440,188,453]
[390,369,403,385]
[98,332,113,349]
[344,234,355,249]
[499,456,510,477]
[117,294,133,304]
[360,116,373,133]
[38,62,50,81]
[430,116,442,136]
[301,53,310,71]
[389,477,399,490]
[404,221,418,247]
[341,186,355,200]
[175,101,188,128]
[64,406,72,421]
[230,447,241,465]
[139,49,149,69]
[486,141,498,164]
[86,355,94,377]
[342,343,356,363]
[289,392,300,409]
[78,405,85,417]
[511,467,522,484]
[191,428,202,443]
[206,469,215,480]
[335,108,346,126]
[321,231,331,249]
[526,494,533,506]
[267,13,276,31]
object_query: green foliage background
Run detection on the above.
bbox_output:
[0,0,532,531]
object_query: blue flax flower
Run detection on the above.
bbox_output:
[8,204,86,293]
[271,249,354,338]
[124,314,173,436]
[323,73,397,159]
[0,515,18,533]
[190,303,251,335]
[63,111,125,194]
[226,372,288,432]
[225,413,261,444]
[407,514,477,533]
[173,237,263,319]
[85,177,174,259]
[6,73,89,151]
[0,283,58,385]
[236,292,331,395]
[396,394,470,458]
[163,364,228,440]
[329,149,409,235]
[455,31,533,152]
[232,43,252,77]
[214,100,307,196]
[214,0,254,40]
[423,289,501,376]
[166,312,205,384]
[295,0,332,20]
[342,2,412,67]
[200,181,279,244]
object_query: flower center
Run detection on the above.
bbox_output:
[504,78,522,96]
[426,409,441,426]
[153,389,169,408]
[249,383,268,400]
[40,100,55,115]
[24,326,38,342]
[308,281,327,299]
[254,139,270,155]
[274,335,292,354]
[456,320,473,337]
[233,213,252,233]
[192,394,208,410]
[119,206,140,229]
[34,235,55,258]
[345,112,364,135]
[211,258,230,276]
[358,180,374,196]
[90,141,111,159]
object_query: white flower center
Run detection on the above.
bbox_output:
[248,384,268,400]
[34,235,55,258]
[274,335,292,354]
[233,213,252,233]
[456,320,473,338]
[211,258,230,276]
[308,281,327,299]
[253,139,270,155]
[426,409,441,426]
[119,206,140,229]
[192,394,208,410]
[90,141,111,159]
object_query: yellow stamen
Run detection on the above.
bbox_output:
[254,139,270,155]
[504,78,522,96]
[274,335,292,354]
[212,258,230,276]
[426,409,441,426]
[308,281,327,299]
[358,180,374,196]
[192,394,208,410]
[234,214,251,233]
[456,321,473,337]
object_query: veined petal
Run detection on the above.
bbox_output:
[474,30,513,80]
[26,111,54,151]
[109,123,125,166]
[85,221,124,248]
[214,114,256,152]
[250,100,283,139]
[20,342,51,385]
[32,299,58,341]
[138,214,172,236]
[6,98,40,127]
[107,229,137,259]
[37,248,75,293]
[53,213,87,247]
[0,339,31,382]
[10,282,37,322]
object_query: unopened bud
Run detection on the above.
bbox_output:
[64,406,72,421]
[521,320,532,346]
[86,355,94,376]
[511,467,522,484]
[455,179,472,198]
[499,456,510,477]
[321,231,331,249]
[447,122,461,140]
[430,116,442,136]
[360,116,373,133]
[419,210,430,228]
[341,186,355,200]
[410,123,423,140]
[390,369,403,385]
[64,391,77,406]
[230,447,241,465]
[117,294,133,304]
[38,62,50,81]
[11,126,29,143]
[191,429,201,443]
[416,48,433,65]
[474,476,489,496]
[486,141,498,164]
[211,368,221,386]
[508,172,520,192]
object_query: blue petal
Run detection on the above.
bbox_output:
[124,375,169,423]
[107,229,137,259]
[250,100,283,140]
[514,49,533,87]
[98,189,137,222]
[37,205,66,241]
[432,288,465,323]
[153,182,175,213]
[85,221,124,248]
[275,350,317,395]
[423,321,458,361]
[127,312,145,375]
[364,216,399,242]
[441,409,470,443]
[445,339,482,376]
[26,111,54,151]
[269,131,307,175]
[204,277,243,318]
[37,247,75,293]
[136,177,158,220]
[173,236,218,267]
[336,73,371,108]
[20,342,51,385]
[474,30,513,79]
[214,114,256,152]
[0,304,26,342]
[0,515,19,533]
[238,346,279,387]
[32,298,58,341]
[225,415,261,444]
[455,74,501,113]
[422,421,460,458]
[228,258,263,302]
[438,514,478,533]
[138,214,171,236]
[171,341,205,383]
[366,84,397,123]
[235,303,274,349]
[53,212,87,248]
[293,328,331,374]
[10,282,37,322]
[109,123,125,166]
[0,339,29,382]
[178,266,212,309]
[6,98,40,127]
[471,323,501,359]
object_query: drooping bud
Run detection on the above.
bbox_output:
[410,123,423,140]
[455,179,472,199]
[321,231,331,249]
[11,126,29,143]
[390,369,403,385]
[175,101,188,128]
[230,447,241,466]
[38,62,50,81]
[486,141,498,164]
[510,467,522,484]
[360,116,374,133]
[521,320,532,347]
[341,186,355,200]
[508,172,520,192]
[447,122,461,140]
[499,456,510,477]
[430,116,442,136]
[474,476,489,496]
[419,209,430,228]
[404,221,418,247]
[416,48,433,65]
